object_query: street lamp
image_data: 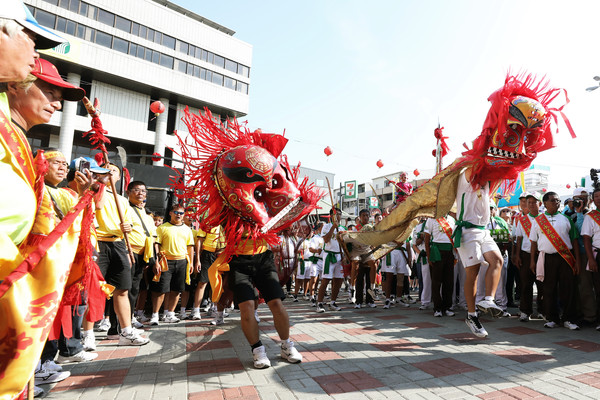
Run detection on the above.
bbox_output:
[586,76,600,92]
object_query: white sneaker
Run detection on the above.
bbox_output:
[33,386,44,397]
[544,321,558,329]
[163,314,180,323]
[402,295,417,304]
[476,299,503,318]
[354,303,361,309]
[563,321,580,330]
[35,368,71,385]
[131,316,144,329]
[383,300,391,309]
[41,360,62,372]
[254,310,260,323]
[445,310,455,317]
[419,303,430,310]
[519,312,529,322]
[366,302,377,308]
[178,311,189,320]
[96,318,110,332]
[149,315,160,326]
[210,314,224,326]
[434,310,443,317]
[119,331,149,346]
[281,340,302,363]
[316,303,325,313]
[397,298,410,308]
[367,288,376,300]
[328,302,341,311]
[82,333,96,351]
[56,350,98,364]
[191,310,202,320]
[465,314,488,338]
[252,345,271,369]
[137,313,150,323]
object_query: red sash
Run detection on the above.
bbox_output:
[588,210,600,228]
[519,215,532,237]
[535,214,576,270]
[436,218,454,246]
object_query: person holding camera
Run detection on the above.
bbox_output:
[571,187,597,325]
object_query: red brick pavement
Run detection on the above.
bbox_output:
[555,340,600,353]
[404,321,442,329]
[376,314,408,320]
[477,385,554,399]
[313,371,384,395]
[94,347,139,361]
[372,339,422,352]
[568,371,600,389]
[492,348,553,363]
[187,358,244,376]
[440,332,488,343]
[301,348,343,362]
[269,333,314,342]
[188,385,260,400]
[51,368,128,392]
[499,326,544,335]
[341,327,382,335]
[186,328,226,338]
[412,357,479,377]
[186,340,233,352]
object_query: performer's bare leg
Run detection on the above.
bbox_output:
[464,265,481,313]
[267,298,290,340]
[483,250,503,297]
[239,300,260,344]
[317,278,330,302]
[331,278,343,301]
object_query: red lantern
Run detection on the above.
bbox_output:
[432,149,437,157]
[150,101,165,117]
[376,159,384,168]
[566,184,571,189]
[413,169,420,177]
[151,152,162,162]
[324,146,332,157]
[542,188,547,193]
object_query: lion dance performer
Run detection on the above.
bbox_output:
[346,73,575,338]
[170,108,321,368]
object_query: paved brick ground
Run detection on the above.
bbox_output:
[41,296,600,399]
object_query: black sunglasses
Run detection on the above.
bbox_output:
[172,211,185,216]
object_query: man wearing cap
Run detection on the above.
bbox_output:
[571,187,596,325]
[514,194,544,321]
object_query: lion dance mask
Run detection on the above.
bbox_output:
[459,73,575,190]
[170,108,322,255]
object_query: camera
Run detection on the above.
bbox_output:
[573,199,583,208]
[74,157,90,173]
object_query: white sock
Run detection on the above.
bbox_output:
[180,307,186,315]
[193,307,200,313]
[283,338,293,347]
[152,312,159,319]
[484,296,494,302]
[83,329,94,338]
[468,311,478,318]
[121,326,132,335]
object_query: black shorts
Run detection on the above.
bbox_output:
[228,250,284,304]
[150,259,188,294]
[97,241,132,291]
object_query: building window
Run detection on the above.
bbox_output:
[199,68,206,80]
[85,27,95,41]
[97,9,114,26]
[188,45,196,58]
[193,65,200,78]
[79,2,88,17]
[212,72,223,86]
[139,25,147,40]
[236,82,248,94]
[34,9,56,29]
[144,49,153,62]
[162,34,175,50]
[128,43,138,56]
[76,24,85,39]
[224,76,235,90]
[214,54,225,69]
[131,22,140,36]
[239,65,250,78]
[146,28,155,42]
[224,59,237,73]
[159,54,174,69]
[186,63,194,75]
[154,31,162,45]
[113,36,129,54]
[69,0,80,13]
[136,45,145,59]
[58,0,69,9]
[175,59,187,73]
[55,16,67,32]
[115,16,131,33]
[66,20,76,35]
[94,30,112,48]
[200,49,208,62]
[177,40,188,54]
[152,51,160,64]
[43,0,59,5]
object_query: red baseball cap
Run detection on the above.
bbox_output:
[31,58,85,102]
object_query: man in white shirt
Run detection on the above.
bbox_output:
[581,187,600,331]
[529,191,580,330]
[315,208,346,313]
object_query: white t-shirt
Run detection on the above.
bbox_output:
[424,216,455,244]
[456,171,491,243]
[515,214,535,253]
[321,223,345,253]
[581,213,600,249]
[529,213,574,253]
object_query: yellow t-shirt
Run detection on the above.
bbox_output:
[129,204,157,254]
[96,190,134,239]
[0,98,37,246]
[157,222,194,259]
[197,226,224,252]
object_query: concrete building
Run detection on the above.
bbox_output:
[24,0,252,176]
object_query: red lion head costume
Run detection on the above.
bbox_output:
[169,108,322,254]
[459,73,575,190]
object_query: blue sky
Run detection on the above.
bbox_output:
[175,0,600,193]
